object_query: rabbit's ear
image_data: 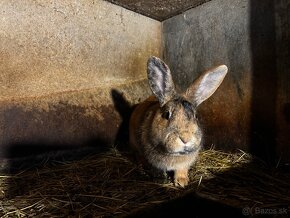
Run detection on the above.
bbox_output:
[147,56,176,106]
[184,65,228,106]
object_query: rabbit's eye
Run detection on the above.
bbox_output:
[163,111,172,120]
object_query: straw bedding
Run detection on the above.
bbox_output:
[0,147,289,217]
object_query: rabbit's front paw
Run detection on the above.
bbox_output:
[174,169,189,187]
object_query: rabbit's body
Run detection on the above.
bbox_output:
[129,57,228,187]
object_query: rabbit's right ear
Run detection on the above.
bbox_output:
[147,56,176,107]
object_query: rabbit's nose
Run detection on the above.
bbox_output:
[179,136,190,144]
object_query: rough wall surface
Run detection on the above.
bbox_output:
[0,0,160,157]
[0,0,160,100]
[163,0,290,163]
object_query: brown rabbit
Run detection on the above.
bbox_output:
[129,56,228,187]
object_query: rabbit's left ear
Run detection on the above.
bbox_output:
[184,65,228,106]
[147,56,176,107]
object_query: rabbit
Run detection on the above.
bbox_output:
[129,56,228,187]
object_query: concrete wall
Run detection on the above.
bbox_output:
[163,0,290,163]
[0,0,161,157]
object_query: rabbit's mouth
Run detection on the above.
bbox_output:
[168,147,197,156]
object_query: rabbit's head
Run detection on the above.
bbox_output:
[147,57,228,156]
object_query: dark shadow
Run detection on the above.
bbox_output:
[249,0,278,165]
[1,102,117,174]
[3,141,109,174]
[1,89,138,210]
[128,191,245,218]
[284,103,290,123]
[1,103,116,201]
[2,89,136,173]
[111,89,136,153]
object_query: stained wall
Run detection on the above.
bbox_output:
[0,0,161,157]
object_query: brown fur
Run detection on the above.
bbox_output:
[129,57,228,187]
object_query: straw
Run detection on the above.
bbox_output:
[0,147,289,217]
